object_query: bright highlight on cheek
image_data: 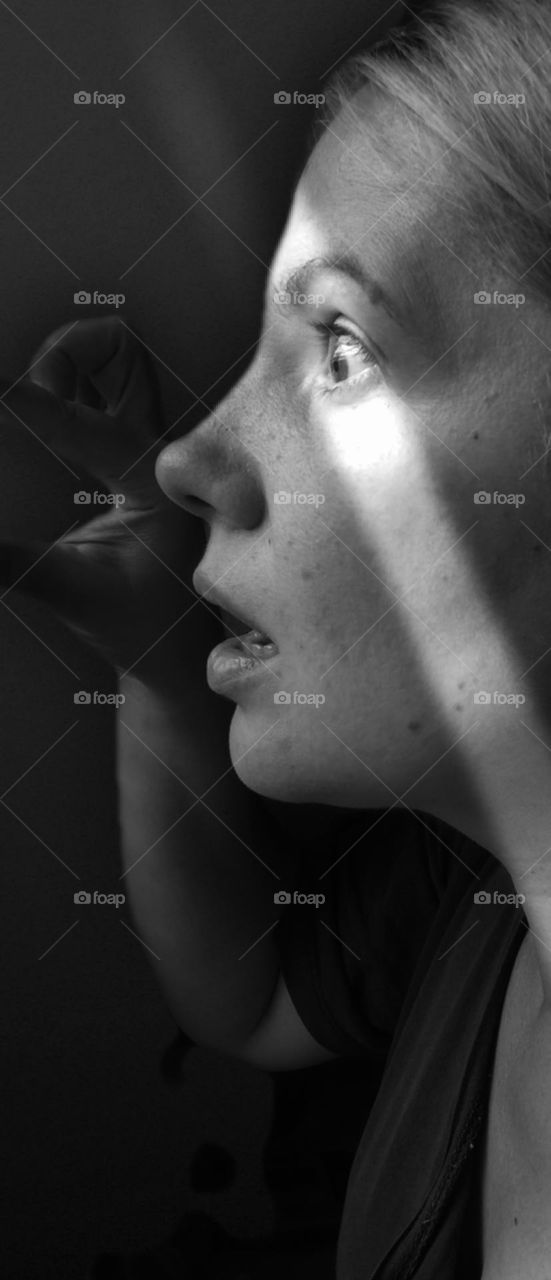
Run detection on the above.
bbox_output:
[323,395,402,470]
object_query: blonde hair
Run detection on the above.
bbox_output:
[319,0,551,298]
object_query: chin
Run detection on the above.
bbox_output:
[227,708,328,803]
[227,708,376,807]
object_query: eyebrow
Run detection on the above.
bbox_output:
[270,252,407,329]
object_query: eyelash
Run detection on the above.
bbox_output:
[312,319,380,396]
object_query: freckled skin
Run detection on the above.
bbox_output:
[155,87,551,908]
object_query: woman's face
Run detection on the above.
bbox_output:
[155,91,551,822]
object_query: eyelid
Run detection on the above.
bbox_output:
[312,313,384,365]
[312,317,381,370]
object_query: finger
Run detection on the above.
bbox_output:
[29,334,78,400]
[27,317,163,433]
[0,376,156,496]
[0,539,110,623]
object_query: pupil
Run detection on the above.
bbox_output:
[332,352,346,382]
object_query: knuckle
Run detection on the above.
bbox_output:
[34,324,77,354]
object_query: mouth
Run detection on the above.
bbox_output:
[192,572,279,656]
[219,610,279,659]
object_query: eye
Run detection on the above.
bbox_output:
[312,319,380,398]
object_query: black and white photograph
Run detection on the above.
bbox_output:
[1,1,550,1276]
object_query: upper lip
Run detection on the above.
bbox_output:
[192,570,271,638]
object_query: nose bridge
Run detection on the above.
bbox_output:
[154,374,266,528]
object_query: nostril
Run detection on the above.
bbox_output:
[179,494,212,520]
[155,466,212,522]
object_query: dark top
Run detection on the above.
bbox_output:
[277,809,527,1279]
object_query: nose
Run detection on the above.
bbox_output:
[154,410,265,530]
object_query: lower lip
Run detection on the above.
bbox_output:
[207,631,279,695]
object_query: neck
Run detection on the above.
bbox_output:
[426,710,551,1007]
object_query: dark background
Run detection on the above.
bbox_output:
[0,2,411,1275]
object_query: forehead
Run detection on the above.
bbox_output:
[269,105,475,350]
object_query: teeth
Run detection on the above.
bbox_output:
[241,629,279,657]
[236,626,270,643]
[247,628,272,644]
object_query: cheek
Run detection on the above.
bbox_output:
[272,399,478,665]
[277,524,382,677]
[270,515,352,662]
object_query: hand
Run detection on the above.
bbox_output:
[0,317,218,683]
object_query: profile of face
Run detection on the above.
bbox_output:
[155,85,551,842]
